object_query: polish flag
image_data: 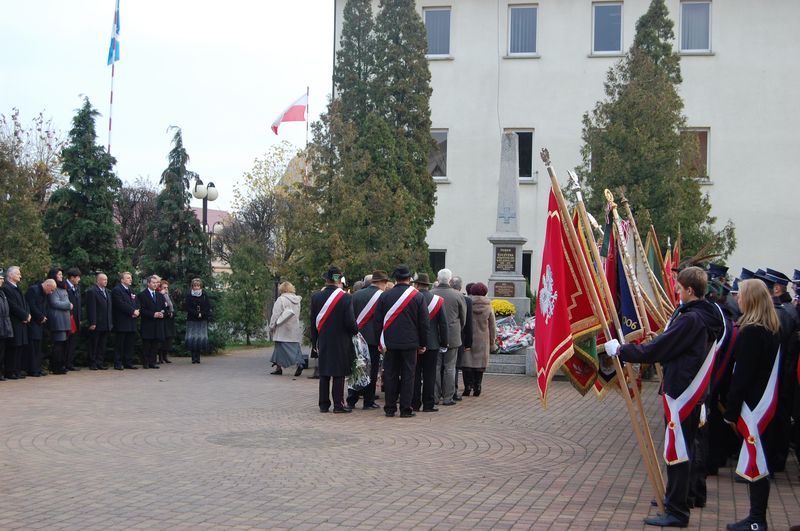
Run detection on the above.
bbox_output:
[271,93,308,135]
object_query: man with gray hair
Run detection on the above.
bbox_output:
[431,268,466,406]
[26,278,57,376]
[2,266,31,379]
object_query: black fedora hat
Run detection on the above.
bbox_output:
[413,273,431,286]
[322,266,343,282]
[391,264,412,280]
[371,270,389,282]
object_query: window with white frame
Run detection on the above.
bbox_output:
[509,5,538,55]
[424,7,451,56]
[592,3,623,54]
[681,129,709,179]
[429,130,448,179]
[514,131,534,179]
[681,1,711,52]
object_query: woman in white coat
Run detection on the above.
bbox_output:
[269,281,304,376]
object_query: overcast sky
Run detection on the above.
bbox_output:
[0,0,335,210]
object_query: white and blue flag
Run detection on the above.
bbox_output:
[107,0,120,65]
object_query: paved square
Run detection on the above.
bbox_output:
[1,348,798,530]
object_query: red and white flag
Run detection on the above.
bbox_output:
[271,93,308,135]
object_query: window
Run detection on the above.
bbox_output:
[522,251,532,284]
[424,8,451,56]
[592,3,622,54]
[429,130,448,179]
[681,129,709,179]
[515,131,534,179]
[681,1,710,52]
[429,250,446,273]
[509,5,538,55]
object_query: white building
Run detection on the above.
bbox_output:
[333,1,800,287]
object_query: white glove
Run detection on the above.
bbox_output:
[604,339,621,357]
[438,347,448,353]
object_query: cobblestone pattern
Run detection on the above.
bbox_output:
[0,348,798,530]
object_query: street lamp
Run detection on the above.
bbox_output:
[192,178,219,233]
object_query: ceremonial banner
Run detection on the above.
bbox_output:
[107,0,120,65]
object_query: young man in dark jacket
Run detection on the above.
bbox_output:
[376,265,429,418]
[605,266,723,528]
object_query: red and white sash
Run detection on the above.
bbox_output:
[427,294,443,320]
[661,309,726,465]
[356,289,382,330]
[736,346,781,481]
[315,288,345,333]
[379,286,419,349]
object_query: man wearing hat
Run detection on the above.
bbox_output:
[346,270,389,410]
[376,265,429,418]
[310,266,358,413]
[1,266,31,379]
[412,273,448,412]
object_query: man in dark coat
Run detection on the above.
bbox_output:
[412,273,448,412]
[2,266,31,379]
[605,267,723,529]
[86,273,112,370]
[310,266,358,413]
[138,275,166,369]
[431,268,466,405]
[25,278,57,376]
[112,271,140,370]
[0,269,14,380]
[346,270,389,410]
[64,268,82,370]
[376,265,429,418]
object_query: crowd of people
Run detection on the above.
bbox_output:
[0,266,213,379]
[605,265,800,531]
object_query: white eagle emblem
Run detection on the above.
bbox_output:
[538,264,558,325]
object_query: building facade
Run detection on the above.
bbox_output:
[333,0,800,287]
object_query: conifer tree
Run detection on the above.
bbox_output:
[221,240,271,345]
[44,98,121,273]
[139,128,210,284]
[578,0,735,258]
[333,0,375,126]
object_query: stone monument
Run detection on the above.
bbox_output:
[487,132,531,319]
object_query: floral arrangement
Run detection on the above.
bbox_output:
[491,299,516,317]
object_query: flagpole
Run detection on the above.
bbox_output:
[540,150,666,510]
[566,171,666,506]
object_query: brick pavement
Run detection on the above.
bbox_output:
[0,348,798,530]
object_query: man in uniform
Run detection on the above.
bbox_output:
[112,272,140,370]
[412,273,448,412]
[605,267,723,528]
[86,273,113,370]
[376,265,428,418]
[347,270,389,410]
[310,266,358,413]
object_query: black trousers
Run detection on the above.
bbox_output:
[347,345,380,407]
[319,375,345,410]
[412,349,438,410]
[5,340,23,377]
[89,331,108,368]
[688,421,709,506]
[114,332,136,367]
[65,333,78,368]
[141,338,159,367]
[50,341,66,373]
[664,405,701,522]
[0,339,5,375]
[28,339,42,375]
[384,348,417,415]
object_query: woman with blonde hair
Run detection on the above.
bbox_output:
[185,278,211,364]
[268,281,303,376]
[723,279,781,531]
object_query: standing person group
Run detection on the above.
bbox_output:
[0,264,213,380]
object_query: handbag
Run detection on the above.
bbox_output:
[69,314,77,335]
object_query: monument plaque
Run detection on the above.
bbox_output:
[494,282,515,298]
[495,246,516,272]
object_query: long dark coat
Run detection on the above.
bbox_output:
[86,286,113,332]
[25,284,49,341]
[0,288,13,339]
[2,282,29,346]
[111,284,139,332]
[138,289,167,341]
[66,280,81,329]
[310,286,358,377]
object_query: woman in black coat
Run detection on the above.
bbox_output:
[185,278,211,364]
[723,279,782,531]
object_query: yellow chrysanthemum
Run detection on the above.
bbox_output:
[491,299,516,317]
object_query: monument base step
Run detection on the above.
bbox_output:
[486,362,526,375]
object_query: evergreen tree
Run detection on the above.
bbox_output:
[139,128,210,284]
[221,240,271,345]
[44,98,121,273]
[578,0,735,259]
[332,0,375,126]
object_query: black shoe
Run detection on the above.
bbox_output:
[644,513,688,528]
[124,365,137,370]
[333,408,352,414]
[385,411,396,417]
[69,366,80,371]
[463,388,472,396]
[114,365,123,370]
[441,401,456,406]
[400,411,416,418]
[164,359,172,364]
[98,365,108,370]
[89,366,99,371]
[270,368,283,375]
[453,394,462,401]
[363,403,380,410]
[0,376,5,381]
[149,364,160,369]
[726,518,767,531]
[29,373,41,377]
[473,388,482,397]
[308,375,319,379]
[294,366,303,377]
[422,407,439,412]
[7,375,18,380]
[320,408,330,413]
